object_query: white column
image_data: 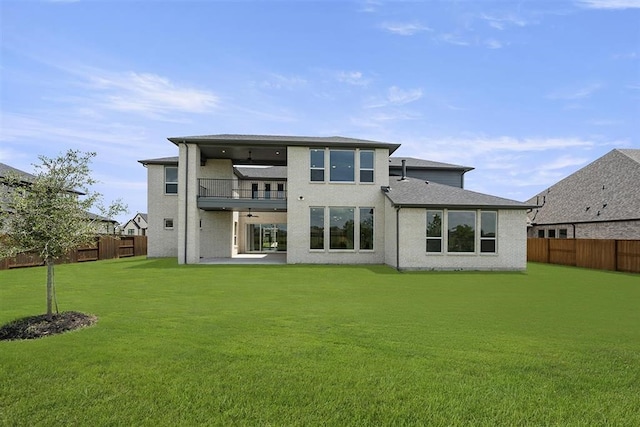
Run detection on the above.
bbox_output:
[177,142,201,264]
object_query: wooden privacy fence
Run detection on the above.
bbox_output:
[528,238,640,273]
[0,235,147,270]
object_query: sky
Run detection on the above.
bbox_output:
[1,0,639,224]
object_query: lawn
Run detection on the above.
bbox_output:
[1,258,638,426]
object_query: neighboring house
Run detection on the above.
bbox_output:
[0,162,118,235]
[139,134,533,270]
[526,149,640,240]
[122,212,148,236]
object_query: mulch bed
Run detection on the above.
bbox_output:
[0,311,97,341]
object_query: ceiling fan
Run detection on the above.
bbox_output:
[242,208,259,218]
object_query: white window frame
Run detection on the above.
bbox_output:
[164,218,174,230]
[164,166,178,195]
[359,150,375,184]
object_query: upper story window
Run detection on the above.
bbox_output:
[360,150,374,183]
[330,150,355,182]
[165,166,178,194]
[310,149,325,182]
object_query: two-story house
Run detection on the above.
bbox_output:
[140,134,533,270]
[122,213,149,236]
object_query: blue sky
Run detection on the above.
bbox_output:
[1,0,638,223]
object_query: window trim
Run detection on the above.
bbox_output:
[480,211,497,254]
[310,149,325,182]
[329,149,355,183]
[359,150,375,184]
[426,210,444,253]
[164,218,174,230]
[164,166,178,195]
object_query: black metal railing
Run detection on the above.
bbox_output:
[198,179,287,200]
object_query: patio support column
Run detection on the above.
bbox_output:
[177,142,201,264]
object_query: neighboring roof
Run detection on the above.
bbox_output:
[526,148,640,225]
[384,177,534,209]
[0,162,35,182]
[167,134,402,154]
[138,156,179,166]
[389,157,474,172]
[234,166,287,180]
[86,212,118,224]
[124,213,148,229]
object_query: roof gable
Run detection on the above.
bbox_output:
[527,149,640,224]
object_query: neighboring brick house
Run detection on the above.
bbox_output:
[122,213,148,236]
[526,149,640,239]
[140,134,533,270]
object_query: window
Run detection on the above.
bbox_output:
[548,229,556,238]
[127,229,135,236]
[330,150,355,182]
[559,228,568,239]
[360,150,374,183]
[360,208,374,250]
[277,183,285,199]
[165,166,178,194]
[310,149,325,182]
[264,183,271,200]
[310,207,324,249]
[447,211,476,252]
[164,218,174,229]
[537,229,545,238]
[426,210,443,253]
[330,207,355,249]
[480,211,497,253]
[251,183,258,199]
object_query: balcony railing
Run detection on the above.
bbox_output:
[198,179,287,200]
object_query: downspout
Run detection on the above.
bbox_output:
[396,205,401,271]
[184,142,189,264]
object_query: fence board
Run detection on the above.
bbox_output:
[576,239,616,271]
[528,238,639,274]
[617,240,640,274]
[0,236,147,270]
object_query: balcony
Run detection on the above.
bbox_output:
[197,179,287,211]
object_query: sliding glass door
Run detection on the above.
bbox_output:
[247,224,287,252]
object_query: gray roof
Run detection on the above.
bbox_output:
[526,149,640,225]
[384,177,533,209]
[389,157,474,171]
[0,162,35,182]
[138,156,179,166]
[87,212,118,224]
[167,134,401,154]
[234,166,287,180]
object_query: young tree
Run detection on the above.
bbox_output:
[0,150,127,317]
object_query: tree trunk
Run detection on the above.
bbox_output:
[46,258,54,317]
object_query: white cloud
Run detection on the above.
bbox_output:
[484,39,504,49]
[438,33,471,47]
[546,83,602,100]
[380,22,432,36]
[576,0,640,9]
[387,86,423,105]
[336,71,371,86]
[87,71,219,117]
[481,13,529,30]
[259,73,307,90]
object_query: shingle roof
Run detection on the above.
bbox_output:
[167,134,401,153]
[389,157,474,171]
[0,162,35,182]
[526,149,640,224]
[234,166,287,180]
[383,177,533,209]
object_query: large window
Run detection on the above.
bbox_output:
[480,211,497,253]
[330,150,355,182]
[165,166,178,194]
[310,149,325,182]
[359,208,374,250]
[330,207,355,249]
[426,210,443,253]
[447,211,476,253]
[310,207,324,249]
[360,150,374,183]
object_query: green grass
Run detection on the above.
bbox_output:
[1,258,639,426]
